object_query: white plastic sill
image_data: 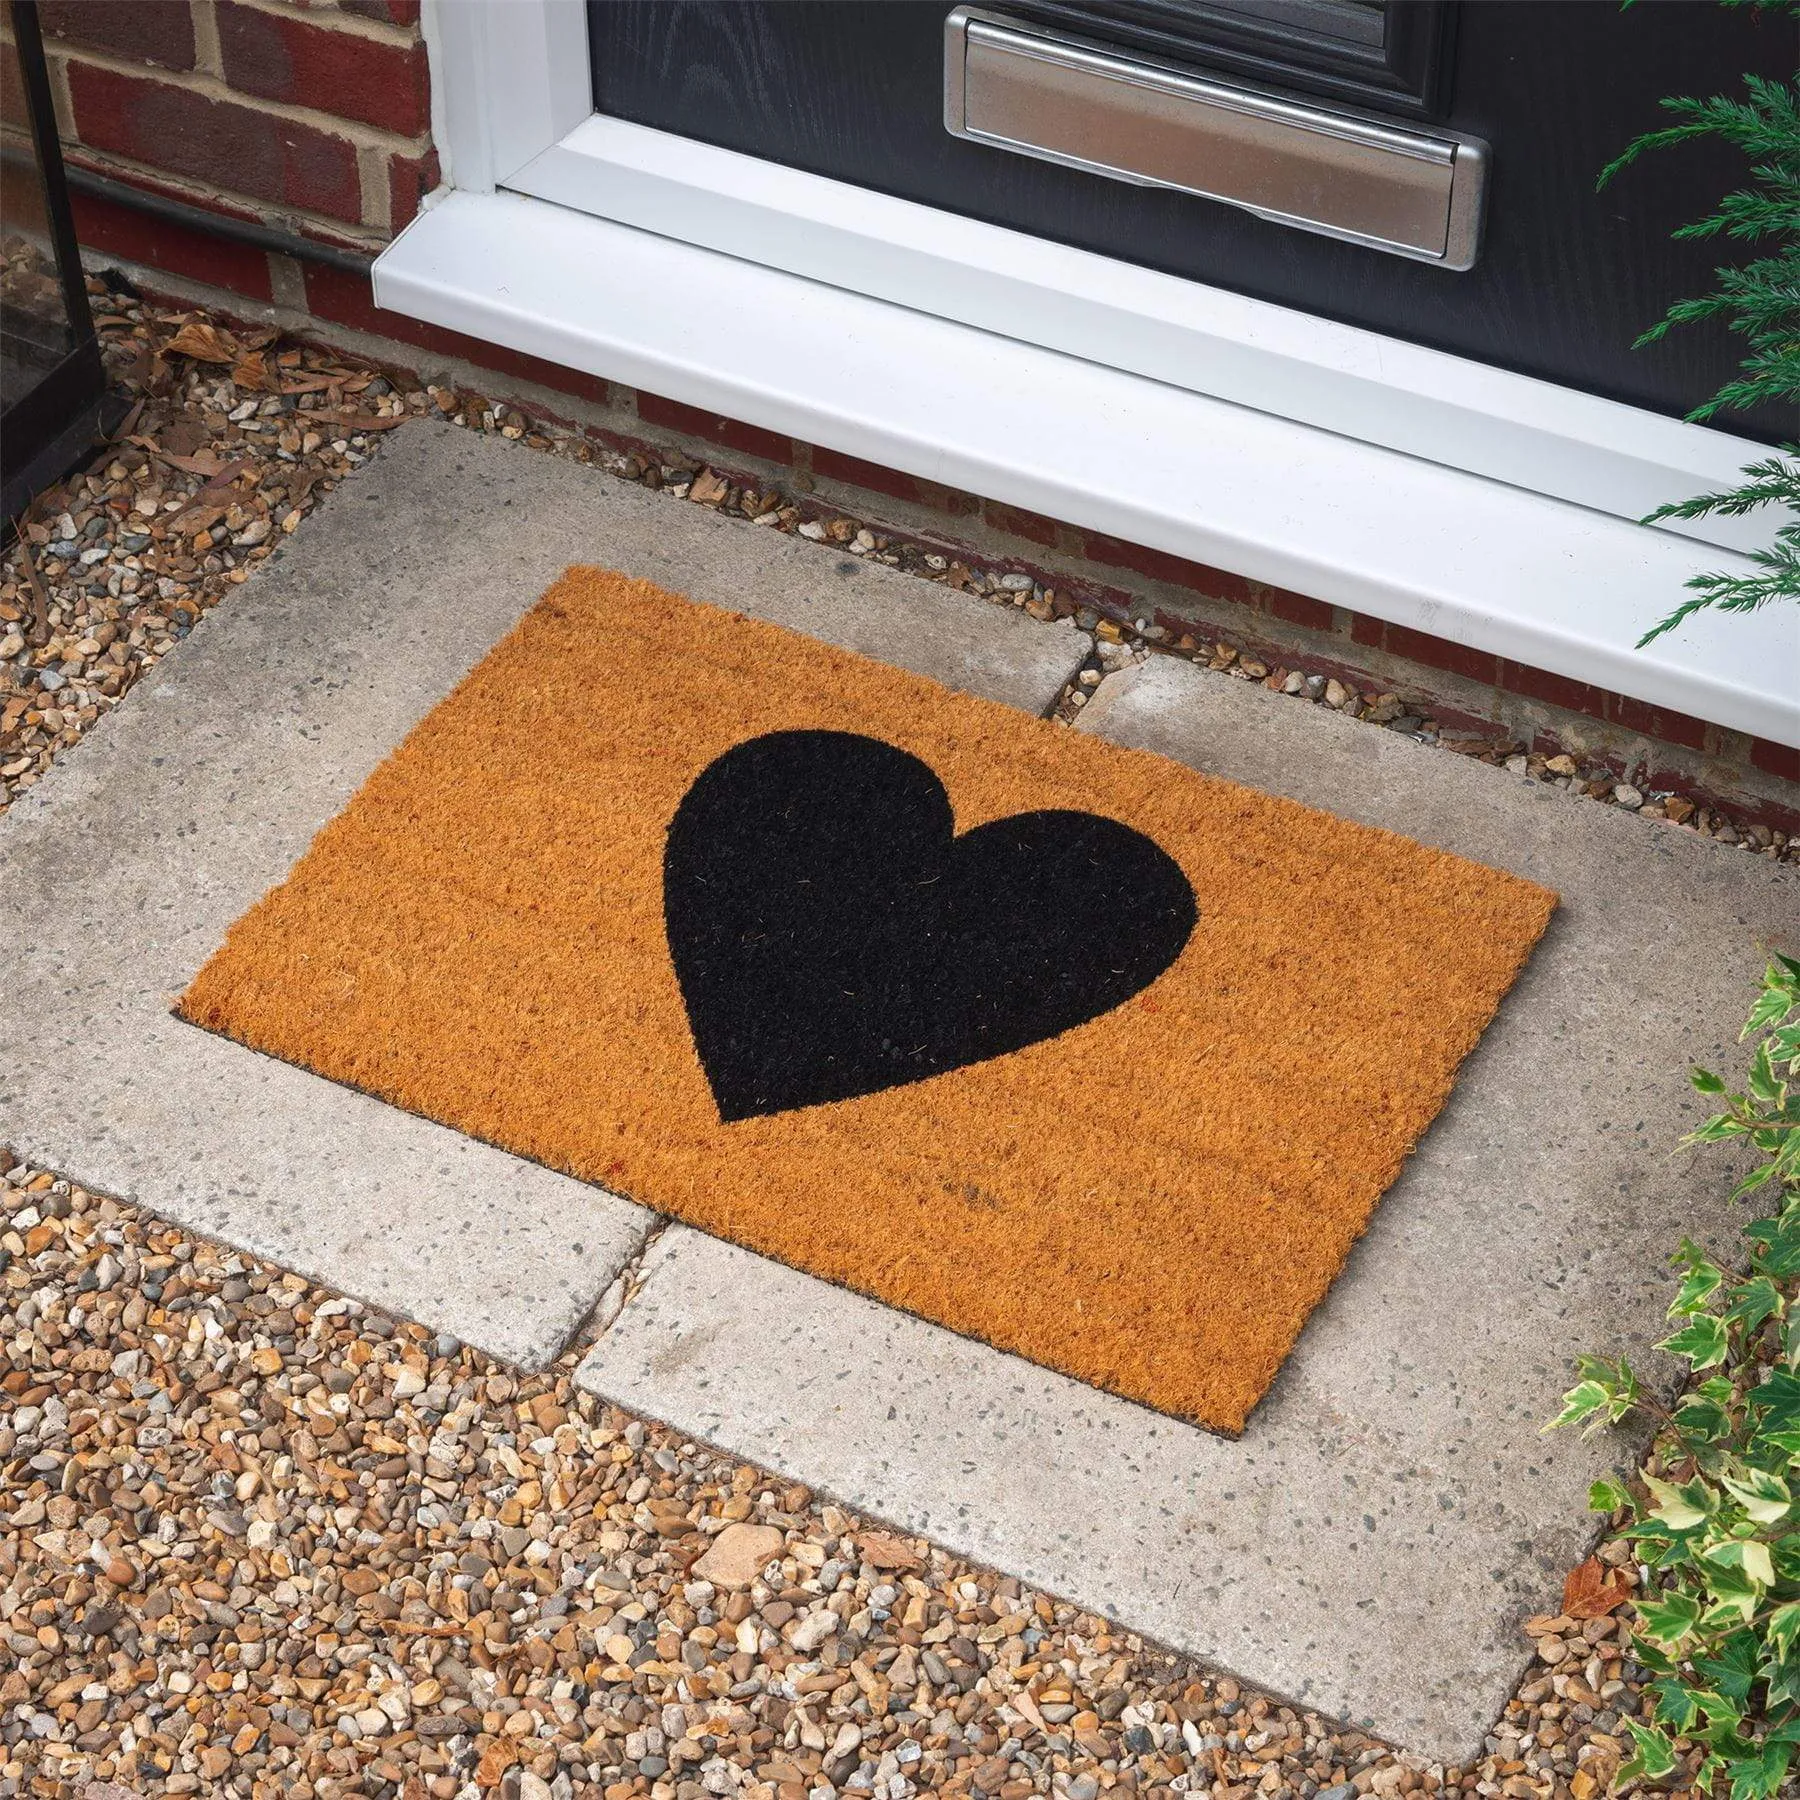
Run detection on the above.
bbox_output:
[373,188,1799,749]
[510,116,1770,557]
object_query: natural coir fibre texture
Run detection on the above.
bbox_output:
[179,568,1557,1432]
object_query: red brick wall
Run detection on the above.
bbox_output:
[18,0,436,261]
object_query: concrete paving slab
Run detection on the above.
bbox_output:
[0,422,1086,1365]
[577,655,1797,1758]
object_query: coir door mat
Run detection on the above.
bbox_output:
[179,569,1556,1432]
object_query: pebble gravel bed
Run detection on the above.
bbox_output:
[0,277,1744,1798]
[1,266,403,816]
[3,1167,1663,1800]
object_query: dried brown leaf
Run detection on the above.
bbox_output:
[15,540,50,641]
[858,1531,922,1573]
[164,320,241,363]
[231,353,282,393]
[272,468,325,513]
[127,342,172,398]
[167,500,230,538]
[151,447,226,478]
[161,417,209,458]
[314,409,407,433]
[1562,1556,1630,1620]
[108,398,146,444]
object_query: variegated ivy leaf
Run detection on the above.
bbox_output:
[1698,1591,1758,1634]
[1733,1158,1781,1198]
[1693,1554,1762,1625]
[1720,1464,1792,1524]
[1730,1737,1798,1800]
[1755,1368,1800,1432]
[1692,1628,1758,1710]
[1547,1370,1639,1435]
[1643,1472,1714,1530]
[1691,1114,1741,1143]
[1650,1677,1702,1732]
[1634,1586,1704,1643]
[1746,1041,1781,1107]
[1671,1390,1735,1442]
[1545,1380,1614,1434]
[1619,1717,1679,1783]
[1589,1475,1635,1515]
[1745,979,1798,1039]
[1722,1274,1784,1334]
[1660,1313,1731,1369]
[1671,1238,1727,1315]
[1749,1209,1800,1281]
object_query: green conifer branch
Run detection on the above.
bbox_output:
[1600,32,1800,643]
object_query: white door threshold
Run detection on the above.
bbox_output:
[510,116,1767,555]
[374,188,1799,749]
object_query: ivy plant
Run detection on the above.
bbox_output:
[1599,4,1800,646]
[1550,956,1800,1797]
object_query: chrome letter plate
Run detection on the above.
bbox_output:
[944,7,1487,269]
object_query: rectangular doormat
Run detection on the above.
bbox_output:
[179,568,1556,1432]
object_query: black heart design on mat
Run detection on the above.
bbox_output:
[664,730,1197,1121]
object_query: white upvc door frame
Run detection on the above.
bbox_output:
[420,0,591,204]
[390,1,1797,747]
[418,0,1769,556]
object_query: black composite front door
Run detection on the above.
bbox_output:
[586,0,1792,433]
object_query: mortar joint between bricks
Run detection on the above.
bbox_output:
[223,0,423,49]
[190,0,224,78]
